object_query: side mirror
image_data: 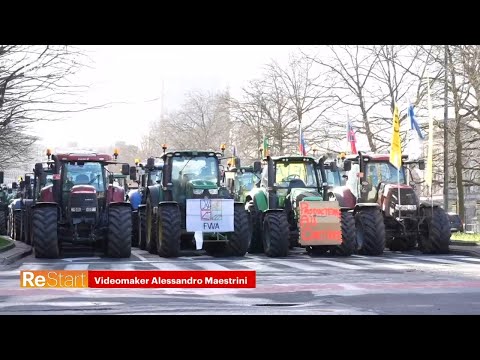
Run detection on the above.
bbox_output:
[234,157,241,169]
[418,160,425,171]
[343,160,352,172]
[129,166,137,181]
[39,173,47,187]
[8,188,12,194]
[12,182,18,190]
[121,164,130,176]
[108,174,114,184]
[330,161,338,172]
[0,171,3,184]
[253,161,262,173]
[146,157,155,169]
[34,163,44,176]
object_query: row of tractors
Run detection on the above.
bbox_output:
[126,145,450,259]
[4,144,451,259]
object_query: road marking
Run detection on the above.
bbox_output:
[108,264,136,270]
[314,259,364,270]
[64,264,90,270]
[415,257,469,265]
[18,264,43,271]
[63,257,101,262]
[348,259,375,266]
[195,262,232,271]
[273,260,322,271]
[131,250,149,262]
[236,262,281,272]
[450,256,480,263]
[149,262,185,271]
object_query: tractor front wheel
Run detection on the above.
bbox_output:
[224,204,250,256]
[138,207,147,250]
[263,212,289,257]
[107,206,132,258]
[157,205,181,258]
[355,207,385,256]
[32,206,59,259]
[332,210,356,256]
[0,210,6,236]
[247,203,263,253]
[419,207,450,254]
[145,197,158,254]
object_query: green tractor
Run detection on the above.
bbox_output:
[223,158,261,203]
[245,154,356,257]
[143,148,250,258]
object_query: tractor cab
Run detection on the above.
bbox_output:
[223,158,262,202]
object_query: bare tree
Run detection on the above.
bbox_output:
[142,90,232,155]
[0,45,109,170]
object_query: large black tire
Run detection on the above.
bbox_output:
[145,197,157,254]
[0,210,6,236]
[224,204,250,256]
[332,210,356,256]
[131,210,139,247]
[419,206,450,254]
[138,207,147,250]
[13,211,23,241]
[247,203,263,253]
[263,212,289,257]
[32,206,59,259]
[355,208,385,256]
[107,206,132,258]
[157,205,181,258]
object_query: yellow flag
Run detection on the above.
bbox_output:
[389,104,402,169]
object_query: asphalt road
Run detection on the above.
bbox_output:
[1,245,480,314]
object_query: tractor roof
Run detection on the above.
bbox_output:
[269,155,316,163]
[55,152,114,162]
[345,153,409,162]
[164,150,222,158]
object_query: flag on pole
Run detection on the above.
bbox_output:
[347,120,357,154]
[262,134,269,157]
[408,104,425,140]
[299,131,307,156]
[425,77,434,189]
[389,104,402,169]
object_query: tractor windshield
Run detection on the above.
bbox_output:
[235,172,257,193]
[366,161,406,187]
[63,162,105,191]
[325,168,342,186]
[172,155,218,183]
[275,161,318,188]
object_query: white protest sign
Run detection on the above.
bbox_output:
[186,199,234,232]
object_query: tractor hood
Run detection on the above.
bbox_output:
[71,185,97,194]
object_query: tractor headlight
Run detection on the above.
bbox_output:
[85,207,97,212]
[208,189,218,195]
[71,207,82,212]
[193,189,204,195]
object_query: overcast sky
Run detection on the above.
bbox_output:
[30,45,311,150]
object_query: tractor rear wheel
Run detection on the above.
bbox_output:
[224,204,250,256]
[247,203,263,253]
[0,210,6,236]
[332,210,356,256]
[145,197,158,254]
[13,211,23,241]
[263,212,289,257]
[107,206,132,258]
[138,207,147,250]
[419,207,450,254]
[32,206,59,259]
[157,205,181,258]
[355,207,385,256]
[131,210,139,247]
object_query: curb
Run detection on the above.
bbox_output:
[0,238,33,265]
[450,240,479,247]
[0,237,15,253]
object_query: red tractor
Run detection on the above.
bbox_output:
[336,151,450,254]
[31,149,136,259]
